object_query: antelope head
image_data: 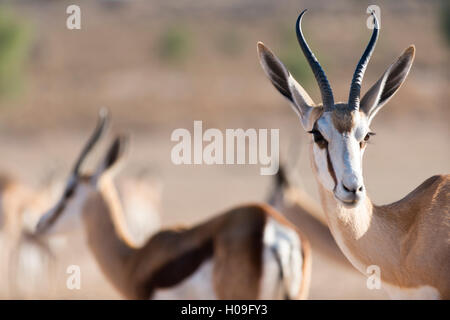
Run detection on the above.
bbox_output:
[35,109,128,234]
[257,10,415,208]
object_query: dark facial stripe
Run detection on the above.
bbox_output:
[325,147,338,189]
[312,121,337,189]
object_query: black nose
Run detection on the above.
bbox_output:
[343,184,364,194]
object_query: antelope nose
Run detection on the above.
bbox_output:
[342,182,364,194]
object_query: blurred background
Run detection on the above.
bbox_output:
[0,0,448,299]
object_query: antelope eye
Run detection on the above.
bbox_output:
[360,132,375,148]
[308,130,327,146]
[364,132,375,142]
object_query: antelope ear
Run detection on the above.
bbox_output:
[94,135,129,181]
[360,45,415,123]
[257,42,319,130]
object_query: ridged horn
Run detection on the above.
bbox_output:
[296,9,334,110]
[72,108,109,175]
[348,11,380,110]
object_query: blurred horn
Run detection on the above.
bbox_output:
[348,11,379,110]
[296,9,334,110]
[72,108,109,175]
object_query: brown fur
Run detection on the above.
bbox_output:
[80,178,311,300]
[316,171,450,298]
[269,176,353,270]
[309,139,450,298]
[0,174,56,297]
[0,176,29,236]
[0,174,15,229]
[375,175,450,296]
[330,104,356,133]
[0,174,15,192]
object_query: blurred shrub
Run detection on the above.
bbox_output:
[157,25,191,64]
[439,0,450,46]
[278,25,312,85]
[100,0,129,10]
[0,9,30,99]
[216,29,243,57]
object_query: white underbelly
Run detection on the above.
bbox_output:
[383,283,441,300]
[151,259,217,300]
[259,217,303,299]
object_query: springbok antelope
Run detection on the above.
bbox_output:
[0,143,160,299]
[267,167,385,299]
[116,175,162,246]
[35,112,311,300]
[0,174,56,297]
[257,10,449,299]
[268,166,350,269]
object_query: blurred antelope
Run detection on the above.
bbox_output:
[0,174,57,297]
[0,116,160,299]
[257,10,449,299]
[267,165,351,269]
[36,112,311,300]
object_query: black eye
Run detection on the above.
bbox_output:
[308,130,327,147]
[360,132,375,148]
[365,132,375,141]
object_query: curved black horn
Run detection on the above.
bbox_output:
[296,9,334,110]
[72,108,109,175]
[348,11,380,110]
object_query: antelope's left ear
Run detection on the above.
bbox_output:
[94,135,129,181]
[360,45,415,123]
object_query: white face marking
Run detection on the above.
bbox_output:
[383,283,441,300]
[312,143,335,191]
[312,110,371,207]
[260,218,303,299]
[151,259,217,300]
